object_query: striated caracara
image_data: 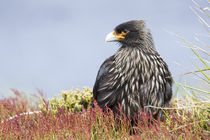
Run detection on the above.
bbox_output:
[93,20,173,120]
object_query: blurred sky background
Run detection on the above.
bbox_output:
[0,0,209,98]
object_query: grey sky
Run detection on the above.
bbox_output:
[0,0,208,98]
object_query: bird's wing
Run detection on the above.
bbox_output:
[93,56,119,108]
[164,74,173,104]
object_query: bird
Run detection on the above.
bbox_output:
[93,20,173,121]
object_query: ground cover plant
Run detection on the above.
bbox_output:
[0,84,209,139]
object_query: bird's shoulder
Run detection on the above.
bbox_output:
[95,55,115,81]
[93,55,115,94]
[93,55,119,107]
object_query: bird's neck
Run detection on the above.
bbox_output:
[114,46,159,83]
[115,46,144,68]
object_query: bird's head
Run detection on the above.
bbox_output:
[105,20,151,47]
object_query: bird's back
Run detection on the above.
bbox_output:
[93,46,173,119]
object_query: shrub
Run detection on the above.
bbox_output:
[39,87,93,114]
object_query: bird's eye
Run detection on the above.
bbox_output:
[121,29,129,35]
[115,29,129,35]
[123,29,128,33]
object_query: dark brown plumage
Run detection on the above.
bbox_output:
[93,20,173,121]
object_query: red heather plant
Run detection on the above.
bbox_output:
[0,95,209,139]
[0,89,41,120]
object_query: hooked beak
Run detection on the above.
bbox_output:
[105,31,117,42]
[105,30,127,42]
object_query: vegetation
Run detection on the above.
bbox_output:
[39,87,93,114]
[0,1,209,139]
[0,85,209,139]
